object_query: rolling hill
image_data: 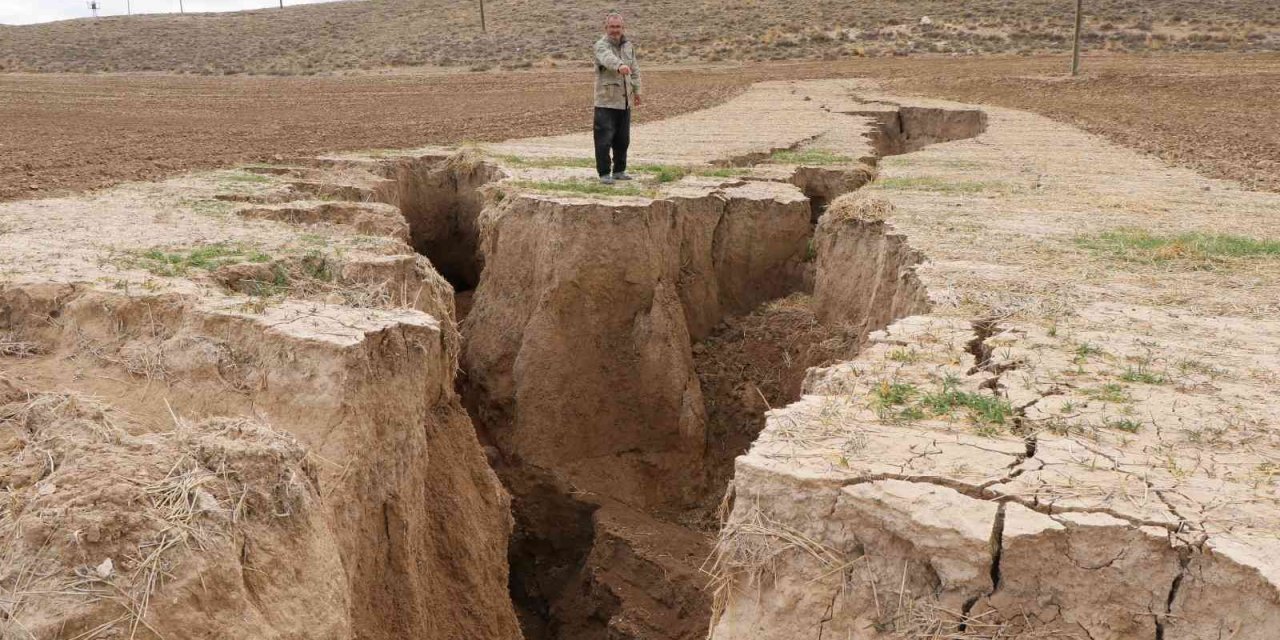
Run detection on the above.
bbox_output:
[0,0,1277,75]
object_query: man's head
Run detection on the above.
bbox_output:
[604,13,625,43]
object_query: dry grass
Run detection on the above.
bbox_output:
[0,0,1276,74]
[824,193,895,224]
[0,333,42,358]
[0,388,310,638]
[887,598,1070,639]
[705,501,854,633]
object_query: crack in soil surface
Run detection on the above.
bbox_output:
[367,98,985,638]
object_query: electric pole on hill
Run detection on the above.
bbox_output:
[179,1,184,14]
[480,0,487,32]
[87,1,100,18]
[1071,0,1085,76]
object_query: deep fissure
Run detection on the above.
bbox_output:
[380,102,985,639]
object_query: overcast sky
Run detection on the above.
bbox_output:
[0,0,344,25]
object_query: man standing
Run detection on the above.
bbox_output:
[593,13,642,185]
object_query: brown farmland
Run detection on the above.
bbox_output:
[2,53,1278,205]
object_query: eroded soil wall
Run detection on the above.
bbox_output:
[0,278,521,640]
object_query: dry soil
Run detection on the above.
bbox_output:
[2,53,1277,206]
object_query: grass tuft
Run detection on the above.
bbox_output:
[768,148,853,166]
[876,176,1009,194]
[497,155,596,169]
[1084,382,1131,403]
[510,178,654,198]
[919,379,1014,426]
[1119,366,1167,385]
[125,243,271,277]
[1077,228,1280,268]
[888,348,921,363]
[219,171,272,184]
[1104,416,1144,433]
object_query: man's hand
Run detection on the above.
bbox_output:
[633,94,643,107]
[618,64,633,76]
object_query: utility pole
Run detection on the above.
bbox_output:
[1071,0,1084,76]
[127,0,131,15]
[179,0,184,14]
[88,1,100,18]
[479,0,487,32]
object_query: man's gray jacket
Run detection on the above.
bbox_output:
[594,35,641,110]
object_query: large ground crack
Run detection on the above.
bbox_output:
[376,97,989,639]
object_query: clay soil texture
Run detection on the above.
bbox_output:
[3,53,1277,205]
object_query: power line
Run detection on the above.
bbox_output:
[1072,0,1085,76]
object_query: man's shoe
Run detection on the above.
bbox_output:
[612,172,633,181]
[599,175,616,185]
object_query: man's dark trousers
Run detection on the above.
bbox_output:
[594,107,631,177]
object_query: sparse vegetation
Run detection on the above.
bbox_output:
[1104,416,1144,433]
[870,376,1015,431]
[122,243,271,277]
[1073,342,1105,364]
[872,380,918,410]
[876,176,1011,194]
[888,348,921,363]
[510,179,654,198]
[181,198,237,217]
[218,171,272,184]
[1177,358,1226,378]
[497,155,596,169]
[642,165,690,183]
[919,379,1015,427]
[1084,383,1132,403]
[2,0,1273,76]
[1078,229,1280,268]
[768,149,852,166]
[1120,365,1168,385]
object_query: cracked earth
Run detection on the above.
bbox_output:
[1,77,1277,640]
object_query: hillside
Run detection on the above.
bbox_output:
[1,0,1277,75]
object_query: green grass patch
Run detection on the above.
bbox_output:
[1077,229,1280,267]
[1073,342,1106,366]
[299,250,336,283]
[1083,383,1131,403]
[1119,366,1168,385]
[125,243,271,277]
[497,155,596,169]
[633,164,688,183]
[1104,417,1144,433]
[887,348,921,363]
[238,262,292,298]
[498,156,741,181]
[920,382,1015,426]
[219,171,272,184]
[510,179,654,198]
[179,198,237,217]
[768,148,853,166]
[871,380,918,408]
[876,176,1007,194]
[870,377,1014,430]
